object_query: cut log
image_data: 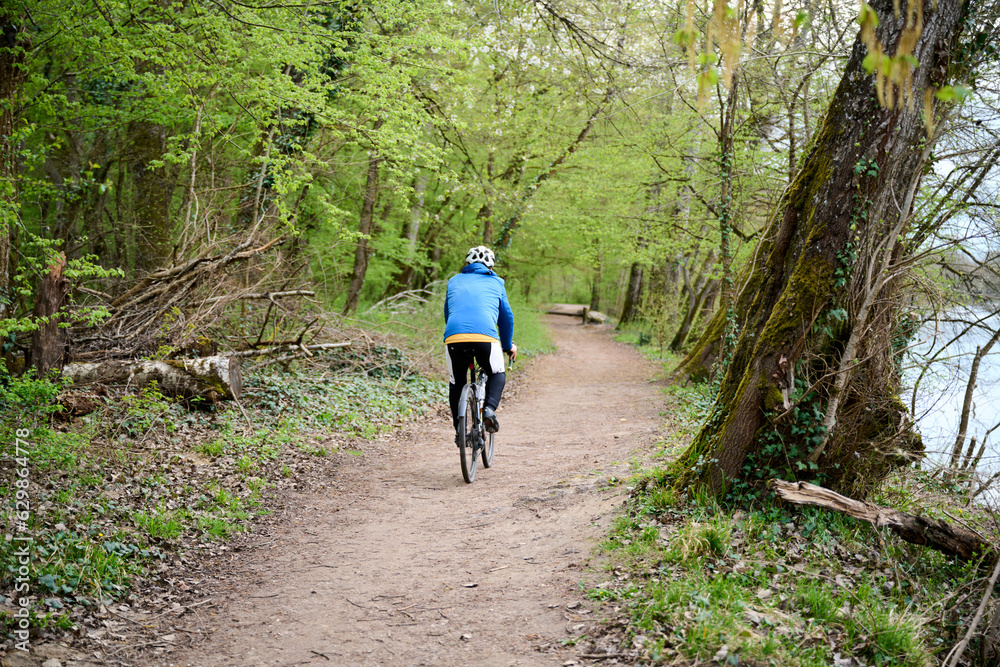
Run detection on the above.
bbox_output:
[545,303,608,324]
[771,479,994,562]
[547,303,588,316]
[63,356,242,403]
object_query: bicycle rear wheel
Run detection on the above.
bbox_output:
[481,431,495,468]
[475,372,495,468]
[458,384,478,483]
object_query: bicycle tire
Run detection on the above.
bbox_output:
[458,384,478,483]
[481,431,495,468]
[476,371,494,468]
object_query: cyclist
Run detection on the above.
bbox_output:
[444,246,517,438]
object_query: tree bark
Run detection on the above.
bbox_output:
[674,0,968,498]
[63,356,242,402]
[589,242,603,312]
[772,480,993,562]
[670,250,718,352]
[31,253,70,377]
[618,262,643,325]
[128,118,174,271]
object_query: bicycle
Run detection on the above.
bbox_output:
[456,362,495,483]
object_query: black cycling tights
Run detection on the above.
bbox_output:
[446,341,505,426]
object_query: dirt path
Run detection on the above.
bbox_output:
[163,316,664,666]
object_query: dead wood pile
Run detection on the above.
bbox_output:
[7,231,443,406]
[70,235,299,360]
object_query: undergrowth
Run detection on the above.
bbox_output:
[586,370,998,666]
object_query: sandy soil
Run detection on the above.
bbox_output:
[158,315,665,667]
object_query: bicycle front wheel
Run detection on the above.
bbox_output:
[458,384,478,483]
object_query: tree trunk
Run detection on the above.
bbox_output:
[0,11,26,320]
[670,250,719,352]
[343,135,383,315]
[674,0,968,498]
[618,262,644,326]
[128,118,174,271]
[30,253,70,377]
[63,356,242,403]
[671,277,720,353]
[590,244,603,312]
[390,171,428,292]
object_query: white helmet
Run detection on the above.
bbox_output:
[465,245,495,268]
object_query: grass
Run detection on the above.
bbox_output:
[594,483,969,666]
[577,357,997,667]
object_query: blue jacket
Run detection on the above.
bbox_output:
[443,263,514,350]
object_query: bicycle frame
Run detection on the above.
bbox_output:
[456,365,486,433]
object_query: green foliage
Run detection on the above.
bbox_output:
[0,373,63,429]
[596,477,978,666]
[244,356,446,440]
[506,290,556,358]
[0,231,122,340]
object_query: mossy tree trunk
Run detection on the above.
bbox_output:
[128,117,174,272]
[589,241,603,312]
[674,0,968,499]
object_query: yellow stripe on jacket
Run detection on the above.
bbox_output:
[445,333,499,344]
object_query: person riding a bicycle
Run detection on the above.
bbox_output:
[444,246,517,438]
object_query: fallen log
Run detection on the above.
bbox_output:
[63,356,242,403]
[545,303,608,324]
[771,479,994,562]
[547,303,587,317]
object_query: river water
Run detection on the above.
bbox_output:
[906,308,1000,478]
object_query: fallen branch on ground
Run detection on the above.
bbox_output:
[770,479,995,562]
[942,555,1000,667]
[229,342,352,357]
[201,289,315,305]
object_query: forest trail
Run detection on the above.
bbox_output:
[163,316,665,666]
